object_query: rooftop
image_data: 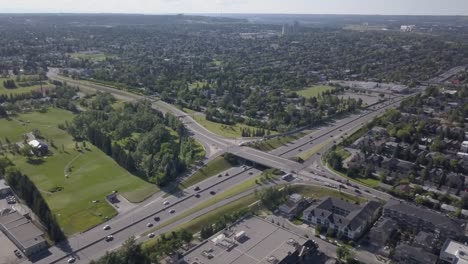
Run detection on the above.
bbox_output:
[0,211,46,249]
[181,216,311,264]
[0,179,10,191]
[441,239,468,264]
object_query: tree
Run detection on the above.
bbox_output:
[327,151,343,171]
[336,245,354,261]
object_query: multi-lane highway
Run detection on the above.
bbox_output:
[39,69,416,264]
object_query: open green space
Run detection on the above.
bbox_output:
[192,114,275,139]
[179,156,233,189]
[0,77,53,96]
[189,81,209,90]
[297,139,332,160]
[68,52,116,62]
[251,132,308,151]
[297,85,335,98]
[2,108,158,235]
[335,149,351,160]
[325,162,380,188]
[292,185,366,204]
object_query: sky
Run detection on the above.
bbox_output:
[0,0,467,16]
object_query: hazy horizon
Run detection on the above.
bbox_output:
[0,0,467,16]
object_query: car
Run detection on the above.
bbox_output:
[169,209,175,214]
[309,136,313,139]
[194,186,200,191]
[330,135,333,137]
[68,257,76,263]
[103,225,110,230]
[339,184,347,189]
[146,223,153,228]
[13,249,22,258]
[217,174,222,178]
[248,171,253,175]
[154,216,160,221]
[210,191,216,195]
[148,233,155,238]
[354,190,361,194]
[316,152,321,155]
[339,129,342,131]
[105,235,113,241]
[224,172,229,176]
[364,190,371,193]
[163,201,170,206]
[194,193,201,198]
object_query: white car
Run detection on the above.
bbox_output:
[146,223,153,228]
[148,233,155,238]
[105,235,113,241]
[163,201,170,206]
[103,225,110,230]
[67,257,76,263]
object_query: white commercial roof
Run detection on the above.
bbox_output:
[442,240,468,264]
[28,140,41,148]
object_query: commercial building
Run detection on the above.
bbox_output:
[0,211,47,256]
[383,199,466,239]
[302,197,380,240]
[179,216,317,264]
[440,239,468,264]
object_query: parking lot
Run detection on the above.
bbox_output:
[0,231,21,264]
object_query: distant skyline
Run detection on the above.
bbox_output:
[0,0,467,16]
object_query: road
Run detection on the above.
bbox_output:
[40,69,417,264]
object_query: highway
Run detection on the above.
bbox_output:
[39,69,414,264]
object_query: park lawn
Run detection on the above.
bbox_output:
[326,162,381,188]
[297,139,332,160]
[298,85,335,98]
[192,115,275,139]
[291,185,366,204]
[336,149,351,160]
[189,81,209,90]
[4,108,158,235]
[252,132,308,151]
[0,77,54,96]
[179,156,233,189]
[68,52,116,62]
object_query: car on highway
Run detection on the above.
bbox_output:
[103,225,110,230]
[194,193,201,198]
[68,257,76,263]
[14,249,22,258]
[163,201,170,206]
[248,171,253,175]
[210,191,216,195]
[354,189,361,194]
[148,233,155,238]
[146,223,153,228]
[169,209,175,214]
[217,174,222,178]
[154,216,160,221]
[364,190,371,193]
[194,186,200,191]
[105,235,113,241]
[224,172,229,176]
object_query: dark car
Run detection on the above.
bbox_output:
[210,191,216,195]
[154,216,160,222]
[194,186,200,191]
[217,174,222,178]
[195,193,201,198]
[354,189,361,194]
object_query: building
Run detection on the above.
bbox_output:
[400,25,416,32]
[412,231,437,252]
[277,193,309,219]
[0,211,48,256]
[302,197,381,240]
[368,217,397,248]
[461,141,468,153]
[393,244,438,264]
[179,216,318,264]
[383,199,466,239]
[27,139,48,155]
[0,179,11,197]
[440,239,468,264]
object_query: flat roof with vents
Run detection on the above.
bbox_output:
[181,216,311,264]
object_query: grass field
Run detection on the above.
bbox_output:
[179,156,233,189]
[2,108,158,235]
[298,85,335,98]
[192,115,275,139]
[68,52,116,62]
[297,139,332,160]
[0,77,53,96]
[292,185,366,204]
[325,162,380,188]
[251,132,307,151]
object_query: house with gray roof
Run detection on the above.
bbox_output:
[393,243,438,264]
[383,199,467,240]
[302,197,381,240]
